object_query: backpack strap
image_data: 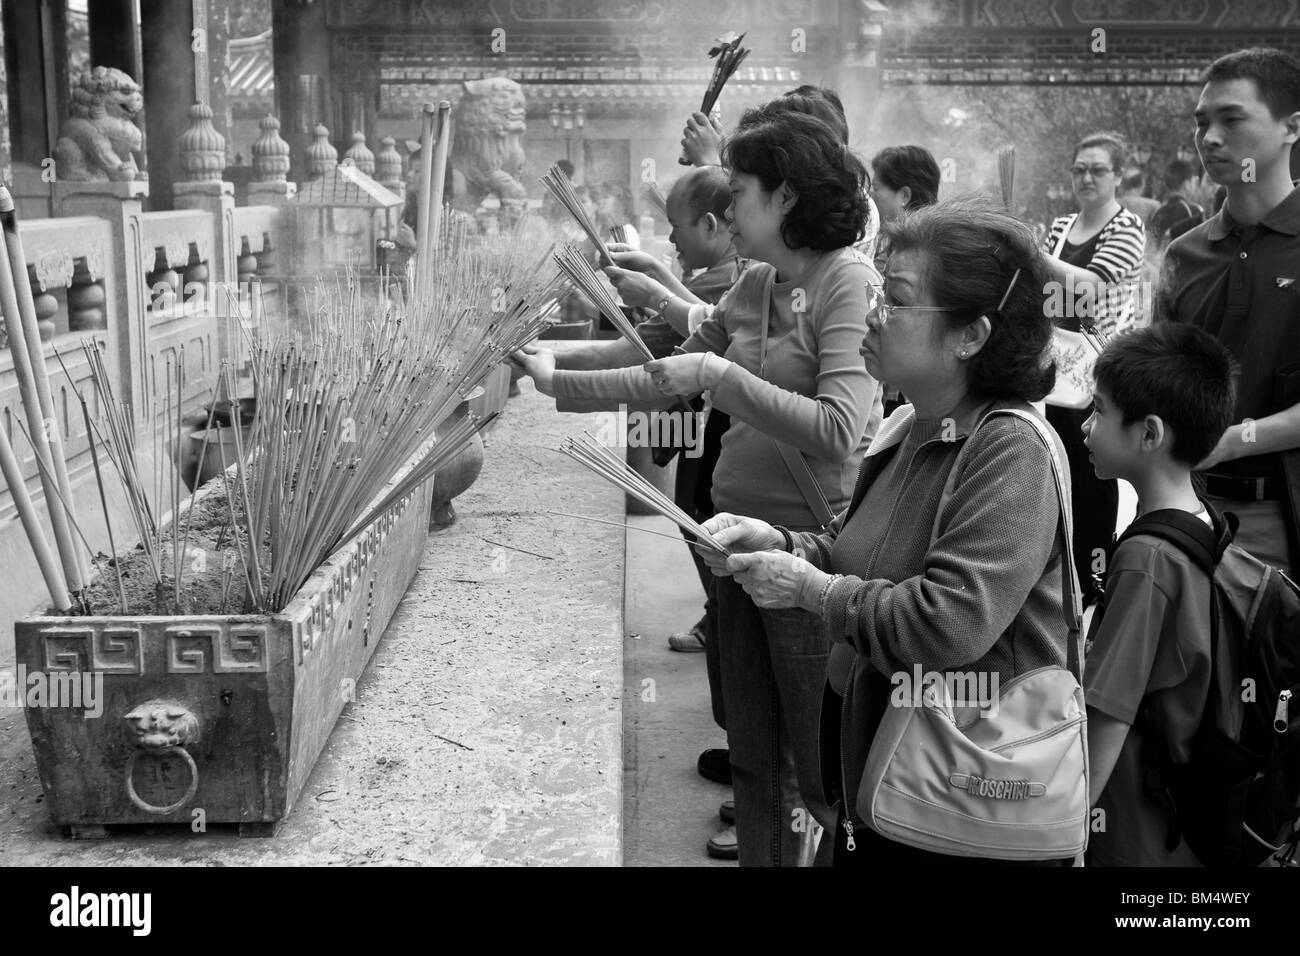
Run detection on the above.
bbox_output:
[930,403,1084,681]
[1116,505,1233,577]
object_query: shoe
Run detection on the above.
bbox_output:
[667,622,706,653]
[719,798,734,825]
[697,748,731,785]
[707,825,738,860]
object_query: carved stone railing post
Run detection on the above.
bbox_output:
[173,101,236,367]
[343,132,375,177]
[305,124,338,180]
[376,137,403,197]
[52,180,150,422]
[249,114,296,206]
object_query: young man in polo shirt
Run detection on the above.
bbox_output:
[1156,47,1300,578]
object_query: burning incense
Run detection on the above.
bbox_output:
[559,433,729,555]
[997,145,1016,209]
[679,31,750,165]
[540,164,613,265]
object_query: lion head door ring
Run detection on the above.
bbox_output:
[122,700,200,814]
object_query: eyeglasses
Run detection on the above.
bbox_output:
[1069,164,1114,179]
[866,285,952,327]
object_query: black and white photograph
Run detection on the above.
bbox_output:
[0,0,1296,927]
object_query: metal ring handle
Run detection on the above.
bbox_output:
[125,746,199,815]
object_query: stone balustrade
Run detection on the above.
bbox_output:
[1,113,405,631]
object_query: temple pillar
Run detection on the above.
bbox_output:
[271,0,332,183]
[88,0,142,80]
[835,0,887,153]
[139,0,229,210]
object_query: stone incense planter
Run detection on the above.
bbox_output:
[15,445,436,838]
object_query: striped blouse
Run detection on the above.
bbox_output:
[1044,208,1147,334]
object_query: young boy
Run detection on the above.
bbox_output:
[1080,322,1238,866]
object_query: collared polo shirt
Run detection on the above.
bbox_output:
[1156,184,1300,479]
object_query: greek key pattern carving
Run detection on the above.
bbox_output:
[42,626,143,674]
[166,624,269,673]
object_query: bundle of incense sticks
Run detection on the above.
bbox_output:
[0,186,83,611]
[998,145,1016,209]
[645,182,669,218]
[220,224,562,612]
[540,164,613,265]
[553,243,654,361]
[679,31,750,165]
[610,223,629,246]
[559,433,729,556]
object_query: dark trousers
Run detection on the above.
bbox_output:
[672,410,729,731]
[1046,403,1117,605]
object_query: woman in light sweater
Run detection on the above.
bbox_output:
[518,109,883,866]
[698,198,1079,866]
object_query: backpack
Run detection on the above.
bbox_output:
[1095,504,1300,866]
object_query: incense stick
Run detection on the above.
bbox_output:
[645,182,669,218]
[554,244,654,361]
[547,508,719,547]
[998,145,1016,209]
[679,32,750,165]
[540,164,613,265]
[558,433,729,555]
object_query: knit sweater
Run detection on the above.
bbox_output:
[790,400,1071,817]
[552,247,883,525]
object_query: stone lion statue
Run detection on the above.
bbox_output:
[54,66,147,182]
[450,77,527,218]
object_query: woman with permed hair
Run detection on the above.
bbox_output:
[698,196,1082,866]
[517,108,884,866]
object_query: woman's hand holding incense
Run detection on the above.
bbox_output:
[643,353,727,396]
[727,550,825,611]
[603,265,667,309]
[514,346,557,396]
[696,513,784,574]
[682,111,725,167]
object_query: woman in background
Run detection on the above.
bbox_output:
[1042,131,1146,605]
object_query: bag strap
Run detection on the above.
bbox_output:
[759,268,835,530]
[1051,214,1078,259]
[929,404,1084,680]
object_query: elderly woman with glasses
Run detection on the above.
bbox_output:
[698,197,1079,866]
[1043,131,1148,606]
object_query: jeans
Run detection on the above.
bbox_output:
[715,574,833,866]
[674,410,729,730]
